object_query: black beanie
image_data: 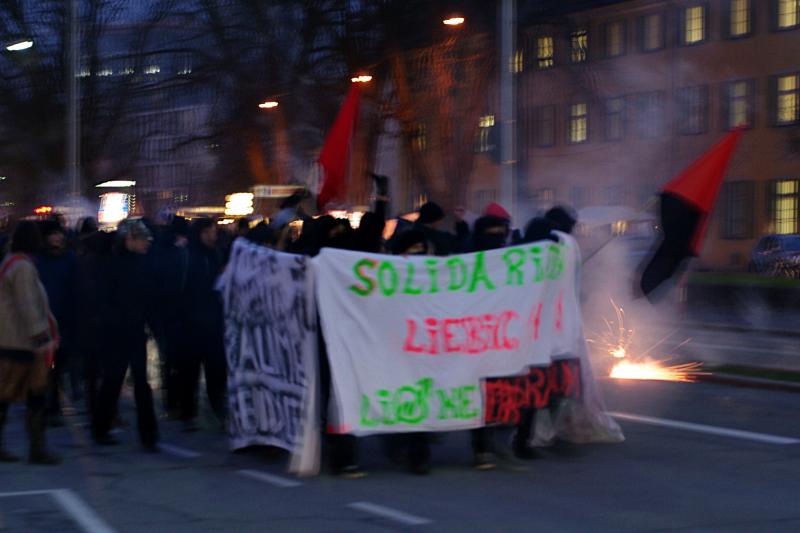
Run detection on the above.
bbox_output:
[417,202,445,225]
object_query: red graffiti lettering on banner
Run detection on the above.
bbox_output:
[554,289,564,333]
[528,302,543,341]
[483,359,582,425]
[402,310,520,355]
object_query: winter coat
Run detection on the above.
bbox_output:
[106,248,157,343]
[182,243,224,336]
[0,254,54,353]
[35,250,78,346]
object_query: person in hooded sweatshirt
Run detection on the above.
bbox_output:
[92,220,159,451]
[35,219,78,425]
[413,202,469,256]
[177,218,227,430]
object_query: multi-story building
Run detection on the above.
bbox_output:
[516,0,800,269]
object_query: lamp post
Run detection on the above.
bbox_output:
[67,0,81,202]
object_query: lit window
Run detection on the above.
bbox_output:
[512,49,523,73]
[534,106,555,147]
[771,179,799,234]
[144,65,161,74]
[778,0,799,29]
[683,6,706,44]
[412,123,427,151]
[569,103,588,143]
[479,115,495,128]
[606,21,624,57]
[537,36,554,68]
[571,30,588,63]
[641,13,664,51]
[678,85,708,135]
[477,115,495,153]
[729,0,751,37]
[776,74,800,125]
[97,69,113,77]
[726,80,753,129]
[605,97,625,141]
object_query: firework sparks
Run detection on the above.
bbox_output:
[591,298,703,382]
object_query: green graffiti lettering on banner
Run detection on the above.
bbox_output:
[359,378,480,428]
[502,248,526,286]
[547,244,564,280]
[378,262,399,296]
[402,262,424,295]
[529,247,544,282]
[446,257,468,291]
[425,259,440,294]
[350,258,377,296]
[467,252,495,293]
[436,385,480,420]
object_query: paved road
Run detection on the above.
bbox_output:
[2,379,800,533]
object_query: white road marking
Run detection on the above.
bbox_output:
[348,501,432,526]
[610,412,800,445]
[158,443,202,458]
[237,469,302,488]
[0,489,115,533]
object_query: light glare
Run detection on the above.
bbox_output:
[6,40,33,51]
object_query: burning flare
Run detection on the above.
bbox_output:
[591,299,703,383]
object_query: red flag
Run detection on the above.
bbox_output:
[661,128,743,254]
[640,129,743,297]
[317,84,361,210]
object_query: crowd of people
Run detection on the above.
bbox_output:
[0,174,579,475]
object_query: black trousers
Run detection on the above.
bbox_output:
[93,339,158,446]
[177,332,227,421]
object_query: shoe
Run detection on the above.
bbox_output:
[0,448,20,463]
[473,452,497,470]
[93,434,120,446]
[29,450,61,465]
[337,464,367,479]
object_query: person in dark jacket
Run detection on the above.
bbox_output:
[413,201,470,256]
[92,220,159,450]
[75,220,112,418]
[178,218,227,429]
[35,220,78,425]
[152,216,190,418]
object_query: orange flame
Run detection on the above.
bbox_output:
[609,360,704,383]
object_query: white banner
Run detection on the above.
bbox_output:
[217,239,319,472]
[314,234,584,435]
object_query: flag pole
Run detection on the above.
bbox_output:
[581,195,659,265]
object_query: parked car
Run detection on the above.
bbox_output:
[748,234,800,278]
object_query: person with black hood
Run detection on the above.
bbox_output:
[74,217,112,418]
[35,219,78,426]
[413,202,469,256]
[178,218,227,430]
[92,220,159,451]
[151,215,191,419]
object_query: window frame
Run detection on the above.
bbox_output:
[570,29,589,63]
[603,20,627,58]
[536,35,555,69]
[772,72,800,126]
[568,102,589,144]
[679,3,709,46]
[677,85,710,135]
[769,178,800,234]
[638,11,667,52]
[720,180,755,239]
[604,96,626,141]
[636,91,665,139]
[722,0,754,39]
[773,0,800,31]
[534,105,556,148]
[722,79,756,130]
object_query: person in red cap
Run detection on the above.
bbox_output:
[483,202,511,221]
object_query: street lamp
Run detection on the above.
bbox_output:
[258,101,279,109]
[5,40,34,52]
[350,75,372,83]
[443,16,465,26]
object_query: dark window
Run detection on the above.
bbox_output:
[570,186,591,208]
[677,85,709,135]
[639,12,665,51]
[636,92,664,138]
[534,105,556,147]
[605,21,626,57]
[604,97,625,141]
[720,181,754,239]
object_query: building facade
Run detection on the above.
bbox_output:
[516,0,800,269]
